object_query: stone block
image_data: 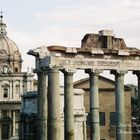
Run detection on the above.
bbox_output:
[99,30,114,36]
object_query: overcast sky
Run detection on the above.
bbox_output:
[1,0,140,84]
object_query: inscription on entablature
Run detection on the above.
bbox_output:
[97,61,120,66]
[59,60,95,67]
[74,60,95,66]
[59,59,120,67]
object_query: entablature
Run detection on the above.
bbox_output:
[28,30,140,71]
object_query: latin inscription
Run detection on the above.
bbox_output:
[59,59,120,67]
[97,61,120,66]
[74,60,94,65]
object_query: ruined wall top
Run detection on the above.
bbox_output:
[28,30,140,58]
[81,30,127,50]
[27,30,140,72]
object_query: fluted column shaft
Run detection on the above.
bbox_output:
[86,69,101,140]
[48,68,61,140]
[63,70,75,140]
[111,70,126,140]
[37,71,48,140]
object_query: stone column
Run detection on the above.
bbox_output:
[12,110,16,136]
[12,80,15,99]
[48,68,61,140]
[37,70,48,140]
[9,110,12,137]
[27,79,30,91]
[111,70,127,140]
[0,80,2,99]
[31,80,34,91]
[85,69,101,140]
[63,69,75,140]
[0,109,1,138]
[9,80,12,99]
[133,71,140,120]
[20,80,23,95]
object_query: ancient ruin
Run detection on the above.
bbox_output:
[28,30,140,140]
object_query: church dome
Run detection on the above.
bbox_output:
[0,15,22,73]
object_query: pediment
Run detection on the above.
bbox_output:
[2,83,9,87]
[0,116,12,123]
[74,76,115,90]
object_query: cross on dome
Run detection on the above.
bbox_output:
[0,11,3,19]
[0,11,7,37]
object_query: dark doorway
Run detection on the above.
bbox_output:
[1,124,9,139]
[0,116,11,140]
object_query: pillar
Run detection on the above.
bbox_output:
[48,68,61,140]
[0,80,2,99]
[133,71,140,120]
[12,80,15,99]
[111,70,127,140]
[20,80,23,95]
[37,71,48,140]
[63,69,75,140]
[0,110,1,139]
[30,80,34,91]
[12,110,16,136]
[85,69,101,140]
[9,110,12,137]
[27,79,30,91]
[9,80,12,99]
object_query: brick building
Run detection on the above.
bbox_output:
[74,76,132,140]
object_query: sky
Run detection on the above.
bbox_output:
[1,0,140,85]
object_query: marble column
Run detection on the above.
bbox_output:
[48,68,61,140]
[37,71,48,140]
[133,71,140,120]
[63,69,75,140]
[111,70,127,140]
[85,69,101,140]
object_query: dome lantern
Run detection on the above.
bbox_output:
[0,12,7,37]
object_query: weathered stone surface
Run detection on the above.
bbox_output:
[28,45,50,58]
[28,30,139,140]
[99,30,114,36]
[21,89,86,140]
[81,30,127,50]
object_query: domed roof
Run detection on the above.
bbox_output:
[0,14,22,73]
[0,36,20,57]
